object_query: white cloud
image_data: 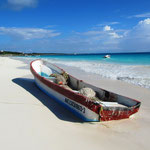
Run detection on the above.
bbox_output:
[129,12,150,18]
[72,18,150,52]
[120,18,150,51]
[70,25,124,52]
[126,18,150,38]
[6,0,38,10]
[81,18,150,52]
[108,32,123,38]
[96,22,119,27]
[110,22,119,25]
[103,25,113,31]
[0,27,61,40]
[138,18,150,25]
[81,25,122,39]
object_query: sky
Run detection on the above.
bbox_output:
[0,0,150,53]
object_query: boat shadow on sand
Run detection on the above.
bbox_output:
[12,77,84,123]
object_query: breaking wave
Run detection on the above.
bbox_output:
[45,59,150,89]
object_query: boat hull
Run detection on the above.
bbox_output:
[30,59,141,122]
[34,77,100,121]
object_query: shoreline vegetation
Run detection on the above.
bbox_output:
[0,50,69,56]
[0,50,150,56]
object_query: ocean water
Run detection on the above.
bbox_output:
[26,53,150,89]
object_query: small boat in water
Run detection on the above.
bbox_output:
[104,55,110,58]
[30,59,141,122]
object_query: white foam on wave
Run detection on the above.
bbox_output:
[46,59,150,89]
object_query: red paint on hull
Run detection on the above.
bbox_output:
[100,106,140,121]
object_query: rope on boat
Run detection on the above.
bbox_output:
[100,105,107,121]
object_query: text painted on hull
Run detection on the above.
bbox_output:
[65,98,85,113]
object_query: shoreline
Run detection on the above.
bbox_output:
[13,55,150,89]
[13,56,150,90]
[1,50,150,56]
[0,56,150,150]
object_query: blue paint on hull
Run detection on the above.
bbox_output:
[34,80,99,122]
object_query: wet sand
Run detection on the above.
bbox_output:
[0,57,150,150]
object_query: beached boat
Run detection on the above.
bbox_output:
[30,59,141,122]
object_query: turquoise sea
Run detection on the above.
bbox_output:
[25,52,150,89]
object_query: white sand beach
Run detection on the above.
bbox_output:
[0,57,150,150]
